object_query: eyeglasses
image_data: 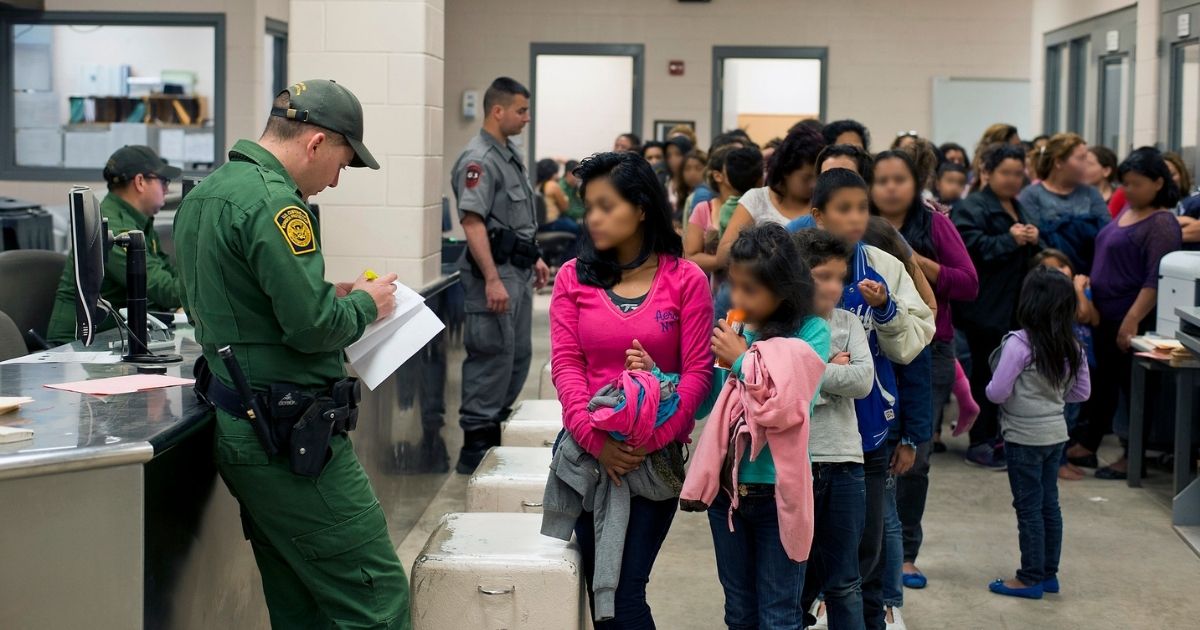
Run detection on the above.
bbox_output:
[896,130,919,138]
[143,175,171,192]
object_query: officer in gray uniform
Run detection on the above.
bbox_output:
[451,76,549,473]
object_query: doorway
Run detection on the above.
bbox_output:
[1162,2,1200,183]
[528,43,643,167]
[711,46,827,147]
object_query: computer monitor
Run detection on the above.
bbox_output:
[68,186,112,347]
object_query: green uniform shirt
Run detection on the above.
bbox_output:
[46,194,180,344]
[559,175,585,221]
[173,139,377,390]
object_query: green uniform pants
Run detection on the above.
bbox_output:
[214,411,411,629]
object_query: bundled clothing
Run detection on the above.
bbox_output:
[542,370,686,621]
[680,335,827,562]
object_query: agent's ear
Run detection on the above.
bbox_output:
[306,131,327,159]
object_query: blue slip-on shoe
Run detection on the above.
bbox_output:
[965,444,1007,471]
[1041,577,1060,593]
[902,571,927,589]
[989,579,1043,600]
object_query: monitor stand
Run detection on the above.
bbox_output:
[112,230,182,364]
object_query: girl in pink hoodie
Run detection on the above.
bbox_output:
[677,224,829,629]
[550,152,714,628]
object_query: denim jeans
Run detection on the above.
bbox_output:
[898,340,955,563]
[802,463,866,630]
[859,444,891,630]
[882,473,903,608]
[576,495,678,629]
[1004,442,1064,586]
[708,489,806,629]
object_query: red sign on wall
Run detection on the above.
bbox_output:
[668,60,685,76]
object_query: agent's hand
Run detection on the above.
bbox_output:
[891,443,916,475]
[486,277,510,314]
[598,436,645,486]
[831,351,851,365]
[711,319,749,368]
[534,258,551,290]
[352,272,399,321]
[625,339,656,372]
[857,279,888,309]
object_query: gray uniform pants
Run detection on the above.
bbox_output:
[458,264,533,433]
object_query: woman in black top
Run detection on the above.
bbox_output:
[952,145,1042,469]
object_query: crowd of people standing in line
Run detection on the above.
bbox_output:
[537,113,1193,629]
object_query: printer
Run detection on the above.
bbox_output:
[1156,251,1200,337]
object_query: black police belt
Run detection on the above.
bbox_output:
[194,358,361,477]
[467,225,541,275]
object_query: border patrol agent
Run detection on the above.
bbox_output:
[173,80,411,629]
[46,145,182,344]
[451,77,549,473]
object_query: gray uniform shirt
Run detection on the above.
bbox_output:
[811,309,874,463]
[450,129,537,242]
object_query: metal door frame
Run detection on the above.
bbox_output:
[710,46,828,144]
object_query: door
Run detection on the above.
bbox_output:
[1043,7,1135,148]
[711,47,826,147]
[1097,54,1132,152]
[528,44,643,167]
[1162,2,1200,184]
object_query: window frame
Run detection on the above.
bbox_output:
[710,45,828,145]
[0,10,226,182]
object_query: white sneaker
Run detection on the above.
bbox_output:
[810,599,828,629]
[885,606,907,630]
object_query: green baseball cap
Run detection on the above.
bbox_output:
[270,79,379,170]
[103,145,182,186]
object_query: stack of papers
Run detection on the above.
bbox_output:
[345,281,444,390]
[1,351,122,365]
[0,397,34,415]
[1132,336,1200,368]
[44,374,194,396]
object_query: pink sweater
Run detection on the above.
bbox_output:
[680,337,826,562]
[550,256,714,457]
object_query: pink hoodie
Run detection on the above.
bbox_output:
[590,370,661,449]
[680,336,826,562]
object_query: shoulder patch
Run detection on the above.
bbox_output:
[464,162,483,190]
[274,206,317,255]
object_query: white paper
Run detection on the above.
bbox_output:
[158,129,186,161]
[184,132,215,162]
[346,281,426,360]
[0,425,35,444]
[349,307,444,390]
[1,351,123,365]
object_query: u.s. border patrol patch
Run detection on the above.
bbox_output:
[274,206,316,255]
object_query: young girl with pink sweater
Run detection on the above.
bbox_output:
[549,152,713,628]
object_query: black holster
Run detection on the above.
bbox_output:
[195,357,361,478]
[465,226,541,277]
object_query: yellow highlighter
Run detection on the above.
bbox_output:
[363,269,379,281]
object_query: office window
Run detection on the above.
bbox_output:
[4,14,224,179]
[1067,37,1090,134]
[1098,56,1131,152]
[1044,45,1067,132]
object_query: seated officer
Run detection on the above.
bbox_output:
[46,145,182,344]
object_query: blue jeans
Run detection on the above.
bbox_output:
[803,463,866,630]
[859,444,891,630]
[575,495,678,629]
[882,473,903,608]
[708,489,806,629]
[1004,442,1064,586]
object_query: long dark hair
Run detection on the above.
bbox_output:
[862,216,920,280]
[573,152,682,288]
[1017,266,1081,389]
[767,126,826,195]
[870,150,936,260]
[1119,146,1182,209]
[727,223,814,341]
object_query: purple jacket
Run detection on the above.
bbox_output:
[929,211,979,342]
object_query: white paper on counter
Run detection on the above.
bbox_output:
[344,281,443,390]
[1,351,122,365]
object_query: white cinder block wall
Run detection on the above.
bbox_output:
[442,0,1034,190]
[289,0,445,289]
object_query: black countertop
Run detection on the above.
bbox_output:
[0,330,207,480]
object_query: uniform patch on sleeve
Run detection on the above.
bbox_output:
[464,162,483,190]
[274,206,317,255]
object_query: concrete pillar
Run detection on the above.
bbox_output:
[1133,0,1161,148]
[288,0,445,288]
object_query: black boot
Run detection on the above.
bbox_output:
[419,430,450,474]
[455,428,492,474]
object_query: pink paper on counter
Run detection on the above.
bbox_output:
[44,374,195,396]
